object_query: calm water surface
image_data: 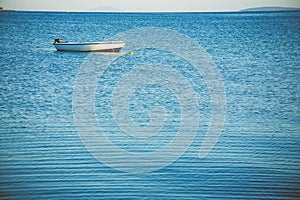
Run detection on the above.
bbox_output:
[0,11,299,199]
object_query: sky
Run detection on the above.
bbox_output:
[0,0,299,12]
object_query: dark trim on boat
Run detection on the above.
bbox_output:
[56,48,122,52]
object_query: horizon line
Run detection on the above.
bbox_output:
[2,8,300,13]
[1,5,300,13]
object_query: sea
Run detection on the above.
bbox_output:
[0,11,299,199]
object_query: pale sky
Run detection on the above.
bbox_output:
[0,0,299,12]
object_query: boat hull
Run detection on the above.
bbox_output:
[53,41,126,52]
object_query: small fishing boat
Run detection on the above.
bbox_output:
[53,38,126,52]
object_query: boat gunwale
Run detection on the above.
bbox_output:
[54,41,126,46]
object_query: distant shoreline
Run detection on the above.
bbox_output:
[1,5,300,13]
[0,9,299,14]
[240,6,300,12]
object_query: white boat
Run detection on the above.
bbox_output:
[53,39,126,52]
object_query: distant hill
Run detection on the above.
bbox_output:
[241,7,300,12]
[0,7,15,11]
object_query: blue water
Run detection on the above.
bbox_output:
[1,11,300,199]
